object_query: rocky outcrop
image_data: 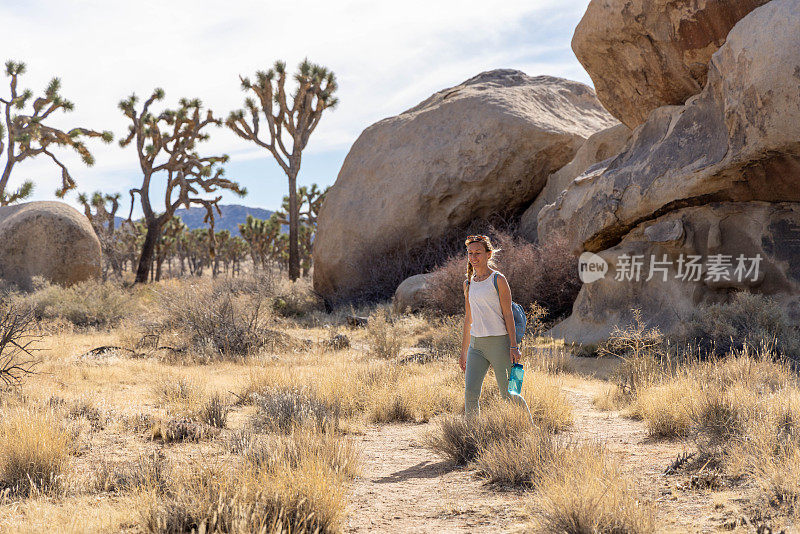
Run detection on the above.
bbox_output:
[314,69,617,303]
[0,201,101,288]
[519,124,631,242]
[539,0,800,255]
[392,273,434,314]
[551,202,800,343]
[573,0,770,128]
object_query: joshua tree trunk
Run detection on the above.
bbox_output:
[288,172,300,281]
[136,221,161,284]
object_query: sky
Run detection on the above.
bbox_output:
[0,0,593,218]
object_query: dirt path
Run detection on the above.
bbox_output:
[345,380,753,533]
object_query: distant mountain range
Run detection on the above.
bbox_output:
[174,205,278,233]
[116,204,287,235]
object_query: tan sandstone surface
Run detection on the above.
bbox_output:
[314,69,617,303]
[0,201,101,288]
[573,0,770,128]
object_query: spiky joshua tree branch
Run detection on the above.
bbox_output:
[0,60,113,205]
[226,58,338,281]
[119,89,246,284]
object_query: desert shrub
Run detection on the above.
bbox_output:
[599,309,671,398]
[682,292,800,360]
[90,452,168,494]
[532,443,657,533]
[151,417,216,443]
[474,429,563,487]
[416,313,464,359]
[365,307,403,359]
[198,393,229,429]
[16,278,134,328]
[422,229,581,320]
[156,281,292,359]
[424,403,537,465]
[139,428,359,534]
[250,387,339,433]
[0,407,74,497]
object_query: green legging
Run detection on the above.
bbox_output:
[465,334,526,417]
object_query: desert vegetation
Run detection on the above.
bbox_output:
[3,259,796,533]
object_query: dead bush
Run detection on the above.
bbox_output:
[682,292,800,361]
[599,309,671,398]
[533,443,657,533]
[156,281,290,359]
[366,307,403,359]
[0,304,39,388]
[422,229,581,320]
[17,278,135,328]
[474,429,564,487]
[250,387,339,433]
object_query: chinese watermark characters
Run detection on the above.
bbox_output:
[579,253,762,284]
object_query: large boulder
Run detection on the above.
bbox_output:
[551,201,800,343]
[573,0,770,128]
[314,70,617,303]
[0,201,101,288]
[539,0,800,255]
[519,124,631,242]
[392,273,435,314]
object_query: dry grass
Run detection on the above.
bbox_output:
[425,376,572,467]
[474,429,563,487]
[0,407,74,497]
[627,347,800,519]
[424,402,535,465]
[139,428,359,533]
[365,307,403,359]
[531,443,657,533]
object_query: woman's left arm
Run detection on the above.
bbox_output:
[496,274,521,364]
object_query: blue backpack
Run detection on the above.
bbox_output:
[491,273,527,346]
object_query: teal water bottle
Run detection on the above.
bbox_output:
[508,363,524,396]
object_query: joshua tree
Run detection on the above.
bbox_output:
[119,89,245,284]
[227,59,338,281]
[274,184,328,276]
[0,61,112,205]
[78,191,123,278]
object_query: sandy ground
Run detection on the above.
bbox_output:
[344,377,772,534]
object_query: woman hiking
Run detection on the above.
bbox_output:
[460,234,525,417]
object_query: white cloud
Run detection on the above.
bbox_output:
[0,0,592,213]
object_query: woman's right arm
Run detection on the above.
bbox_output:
[460,280,471,371]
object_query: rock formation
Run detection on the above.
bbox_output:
[573,0,770,128]
[540,0,800,256]
[545,0,800,342]
[392,273,435,314]
[552,202,800,343]
[0,201,101,288]
[519,124,631,242]
[314,69,617,303]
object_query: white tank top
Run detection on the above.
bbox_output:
[467,270,508,337]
